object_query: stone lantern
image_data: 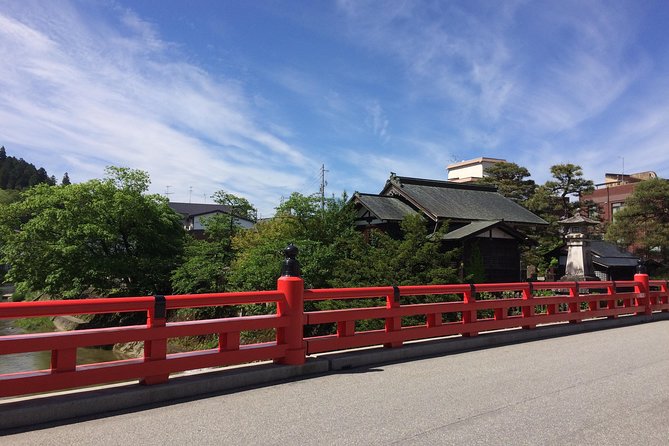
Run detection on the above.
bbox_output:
[559,214,600,282]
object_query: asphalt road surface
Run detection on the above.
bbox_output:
[4,321,669,445]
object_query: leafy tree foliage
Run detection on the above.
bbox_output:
[61,172,71,185]
[477,161,536,203]
[171,190,257,295]
[605,178,669,263]
[332,215,459,287]
[0,189,21,205]
[211,190,257,221]
[525,163,594,251]
[227,193,459,334]
[0,146,56,189]
[229,192,356,292]
[0,167,185,298]
[542,163,594,218]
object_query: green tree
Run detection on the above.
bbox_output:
[0,167,185,298]
[61,172,71,185]
[171,191,257,295]
[0,147,55,190]
[477,161,536,203]
[211,190,257,221]
[331,215,459,288]
[229,192,356,291]
[605,178,669,264]
[0,189,21,206]
[522,164,594,270]
[543,163,594,218]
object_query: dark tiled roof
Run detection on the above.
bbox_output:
[440,220,527,241]
[169,202,231,217]
[591,240,639,268]
[441,220,502,240]
[382,176,547,225]
[559,215,599,225]
[441,220,530,241]
[354,194,418,221]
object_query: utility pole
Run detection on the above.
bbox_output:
[319,164,329,210]
[164,185,173,200]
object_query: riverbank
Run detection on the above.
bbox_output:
[0,318,120,375]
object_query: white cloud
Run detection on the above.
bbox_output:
[0,2,311,215]
[365,101,389,141]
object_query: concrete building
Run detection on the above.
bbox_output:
[581,171,657,223]
[446,157,507,183]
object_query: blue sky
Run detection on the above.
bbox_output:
[2,0,669,216]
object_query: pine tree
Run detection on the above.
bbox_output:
[62,172,71,185]
[0,147,55,190]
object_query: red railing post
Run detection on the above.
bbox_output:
[607,281,618,319]
[662,281,669,313]
[522,282,536,329]
[51,348,77,373]
[463,284,478,337]
[141,295,169,385]
[337,320,355,337]
[384,286,402,348]
[569,283,581,323]
[634,263,651,316]
[275,244,306,365]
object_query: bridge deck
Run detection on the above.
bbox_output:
[4,321,669,445]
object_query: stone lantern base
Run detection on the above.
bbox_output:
[559,273,600,282]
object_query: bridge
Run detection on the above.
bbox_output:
[1,248,668,441]
[3,320,668,444]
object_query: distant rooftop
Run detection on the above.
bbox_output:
[169,202,231,217]
[446,157,507,183]
[380,175,547,226]
[594,171,658,189]
[446,157,507,170]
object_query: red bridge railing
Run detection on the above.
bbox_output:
[1,254,668,398]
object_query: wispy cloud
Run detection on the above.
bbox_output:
[336,0,521,122]
[365,101,389,141]
[335,0,665,184]
[1,0,667,215]
[0,1,311,215]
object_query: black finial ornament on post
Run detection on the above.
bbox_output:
[636,259,647,274]
[281,243,301,277]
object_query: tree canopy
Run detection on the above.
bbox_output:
[605,178,669,263]
[477,161,536,203]
[0,167,185,298]
[542,163,594,218]
[519,163,594,269]
[171,190,257,295]
[0,146,56,190]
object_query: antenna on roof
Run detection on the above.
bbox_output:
[320,164,329,210]
[165,185,173,200]
[188,186,193,204]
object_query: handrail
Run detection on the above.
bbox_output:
[1,273,667,399]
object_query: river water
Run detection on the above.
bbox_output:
[0,319,119,375]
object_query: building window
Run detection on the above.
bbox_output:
[611,202,623,222]
[588,204,600,220]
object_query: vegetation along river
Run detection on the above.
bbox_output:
[0,318,119,375]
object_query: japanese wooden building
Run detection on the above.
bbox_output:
[352,174,547,282]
